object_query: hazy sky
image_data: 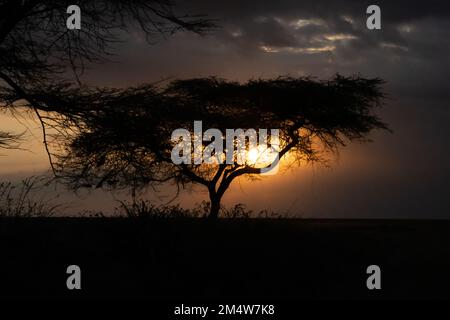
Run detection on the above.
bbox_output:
[1,0,450,218]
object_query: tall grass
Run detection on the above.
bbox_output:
[116,200,286,219]
[0,178,287,218]
[0,177,60,217]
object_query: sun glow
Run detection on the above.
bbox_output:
[245,144,280,173]
[246,148,260,164]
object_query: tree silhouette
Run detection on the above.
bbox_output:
[53,75,389,218]
[0,2,389,218]
[0,0,214,153]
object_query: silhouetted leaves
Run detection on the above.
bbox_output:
[0,0,215,149]
[54,75,389,217]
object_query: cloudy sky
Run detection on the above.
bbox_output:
[1,0,450,218]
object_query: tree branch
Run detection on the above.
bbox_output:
[0,70,56,174]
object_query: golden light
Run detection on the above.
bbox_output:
[246,147,260,165]
[245,145,279,166]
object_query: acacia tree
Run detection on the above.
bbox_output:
[52,75,389,218]
[0,0,214,154]
[0,2,389,217]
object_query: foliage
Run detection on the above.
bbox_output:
[0,0,215,149]
[51,75,389,217]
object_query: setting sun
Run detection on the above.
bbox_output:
[245,145,280,175]
[246,147,260,165]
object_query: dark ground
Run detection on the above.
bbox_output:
[0,218,449,300]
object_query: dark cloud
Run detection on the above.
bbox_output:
[181,0,450,23]
[208,1,446,56]
[180,0,450,102]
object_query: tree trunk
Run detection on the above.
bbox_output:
[208,194,221,219]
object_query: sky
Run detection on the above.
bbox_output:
[1,0,450,218]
